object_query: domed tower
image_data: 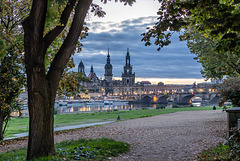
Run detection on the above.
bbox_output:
[78,60,85,74]
[104,48,113,83]
[122,48,135,86]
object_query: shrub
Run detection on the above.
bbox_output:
[218,77,240,107]
[156,105,166,109]
[225,129,240,160]
[189,104,194,107]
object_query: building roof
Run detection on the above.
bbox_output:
[141,81,151,85]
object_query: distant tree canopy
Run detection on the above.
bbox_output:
[142,0,240,79]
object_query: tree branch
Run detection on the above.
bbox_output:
[227,61,240,74]
[22,0,48,65]
[46,0,92,89]
[43,0,77,53]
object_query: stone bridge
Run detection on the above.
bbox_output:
[140,92,221,105]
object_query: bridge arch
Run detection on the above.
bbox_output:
[128,96,137,100]
[157,95,169,104]
[180,94,195,105]
[142,95,152,103]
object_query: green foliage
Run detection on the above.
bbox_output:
[141,107,149,110]
[199,143,230,160]
[0,0,28,140]
[0,138,130,161]
[225,129,240,160]
[200,129,240,160]
[218,77,240,107]
[58,71,90,99]
[55,138,130,160]
[184,27,240,79]
[156,104,166,109]
[172,104,182,108]
[142,0,240,79]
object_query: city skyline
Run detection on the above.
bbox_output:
[73,0,208,85]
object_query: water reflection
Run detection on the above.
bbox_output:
[56,103,148,114]
[12,102,152,117]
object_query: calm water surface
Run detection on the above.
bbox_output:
[56,102,152,114]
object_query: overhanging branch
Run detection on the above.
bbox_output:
[46,0,92,87]
[43,0,77,53]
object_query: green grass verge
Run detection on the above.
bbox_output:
[199,143,230,160]
[4,106,224,138]
[0,138,130,161]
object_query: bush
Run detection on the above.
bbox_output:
[172,104,182,108]
[189,104,194,107]
[218,77,240,107]
[156,105,166,109]
[225,129,240,160]
[141,107,149,110]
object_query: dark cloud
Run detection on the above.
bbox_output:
[74,17,203,79]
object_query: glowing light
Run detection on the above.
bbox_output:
[153,95,157,102]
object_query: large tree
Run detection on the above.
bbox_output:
[22,0,134,159]
[142,0,240,79]
[22,0,92,159]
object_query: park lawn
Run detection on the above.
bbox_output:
[0,138,130,161]
[4,106,222,138]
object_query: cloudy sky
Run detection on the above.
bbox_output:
[73,0,207,84]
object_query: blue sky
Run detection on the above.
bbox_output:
[73,0,207,84]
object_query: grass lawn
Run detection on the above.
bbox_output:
[0,138,130,161]
[4,106,223,138]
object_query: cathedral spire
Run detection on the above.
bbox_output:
[126,48,130,66]
[90,65,94,73]
[107,47,110,64]
[127,48,129,55]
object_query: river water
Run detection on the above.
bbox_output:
[11,102,153,117]
[56,102,152,114]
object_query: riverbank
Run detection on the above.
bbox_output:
[5,106,221,138]
[0,110,227,160]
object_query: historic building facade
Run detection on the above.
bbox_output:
[78,48,142,98]
[122,48,135,86]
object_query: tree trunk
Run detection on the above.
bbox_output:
[26,70,56,159]
[22,0,92,159]
[0,109,4,140]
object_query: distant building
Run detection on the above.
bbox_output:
[78,48,141,98]
[140,81,151,86]
[77,48,213,100]
[104,48,113,83]
[122,48,135,86]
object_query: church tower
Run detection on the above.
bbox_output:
[104,48,113,83]
[122,48,135,86]
[78,60,85,74]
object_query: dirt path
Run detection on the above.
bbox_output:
[0,110,227,160]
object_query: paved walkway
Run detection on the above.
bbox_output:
[0,110,227,161]
[4,121,113,140]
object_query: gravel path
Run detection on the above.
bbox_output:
[0,110,227,160]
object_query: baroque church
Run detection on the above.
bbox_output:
[78,48,142,98]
